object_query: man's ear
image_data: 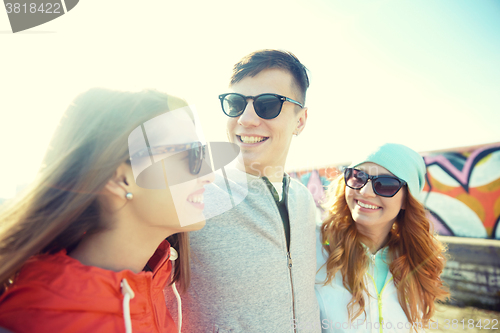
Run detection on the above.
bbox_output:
[296,108,308,135]
[102,163,132,200]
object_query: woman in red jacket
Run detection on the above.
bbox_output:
[0,88,214,333]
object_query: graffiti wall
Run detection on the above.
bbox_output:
[289,142,500,240]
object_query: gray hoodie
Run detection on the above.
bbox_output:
[166,168,320,332]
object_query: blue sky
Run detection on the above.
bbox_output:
[0,0,499,198]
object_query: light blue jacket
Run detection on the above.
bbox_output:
[315,231,419,333]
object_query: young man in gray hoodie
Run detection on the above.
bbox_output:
[168,49,320,332]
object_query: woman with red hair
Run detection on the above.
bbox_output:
[316,143,448,332]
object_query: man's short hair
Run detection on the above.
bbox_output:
[230,49,310,104]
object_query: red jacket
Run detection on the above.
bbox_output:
[0,240,177,333]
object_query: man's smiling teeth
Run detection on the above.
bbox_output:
[188,195,204,204]
[239,136,266,144]
[357,201,379,210]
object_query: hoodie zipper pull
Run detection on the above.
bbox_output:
[287,251,297,333]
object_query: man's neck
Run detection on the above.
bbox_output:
[238,163,285,182]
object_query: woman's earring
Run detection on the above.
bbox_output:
[125,192,134,200]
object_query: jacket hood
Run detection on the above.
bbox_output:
[0,240,173,332]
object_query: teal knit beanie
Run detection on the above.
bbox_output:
[350,143,426,196]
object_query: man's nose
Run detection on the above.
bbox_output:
[237,100,261,127]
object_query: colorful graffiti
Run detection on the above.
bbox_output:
[289,142,500,239]
[289,167,339,208]
[422,143,500,239]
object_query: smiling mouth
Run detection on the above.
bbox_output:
[187,194,204,204]
[187,194,204,210]
[187,188,205,209]
[237,135,268,144]
[356,200,380,210]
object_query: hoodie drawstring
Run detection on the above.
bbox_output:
[120,247,181,333]
[169,247,183,333]
[121,278,135,333]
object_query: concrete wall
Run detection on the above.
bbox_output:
[439,236,500,311]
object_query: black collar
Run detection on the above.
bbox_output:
[261,174,290,204]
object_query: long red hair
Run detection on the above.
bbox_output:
[320,175,449,326]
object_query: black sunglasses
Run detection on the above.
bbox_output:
[344,168,407,198]
[219,93,303,120]
[131,142,205,175]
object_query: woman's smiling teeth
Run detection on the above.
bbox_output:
[188,195,204,204]
[238,135,267,144]
[356,200,380,210]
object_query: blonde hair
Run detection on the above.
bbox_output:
[320,175,449,327]
[0,88,192,294]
